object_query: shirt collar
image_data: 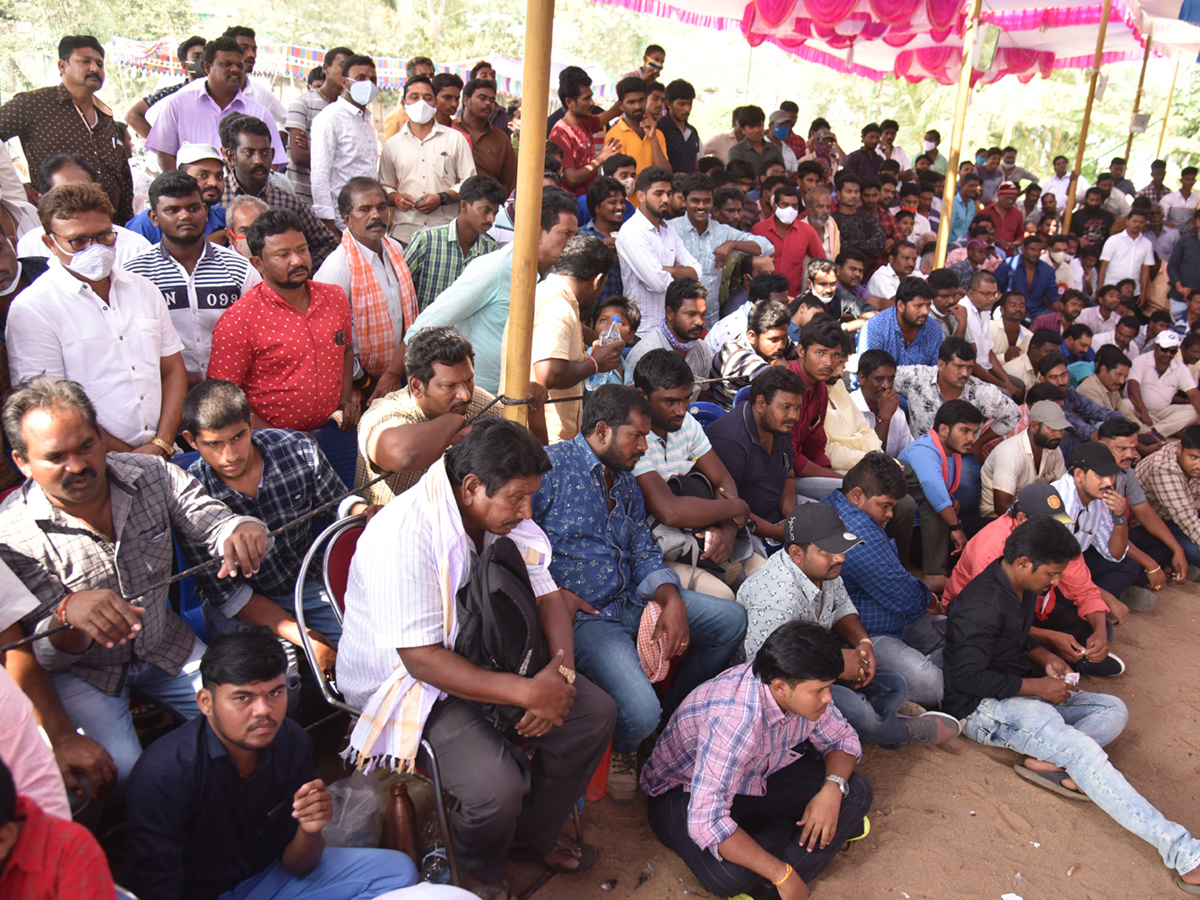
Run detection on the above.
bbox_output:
[202,717,276,771]
[571,432,610,478]
[335,95,370,119]
[157,236,217,264]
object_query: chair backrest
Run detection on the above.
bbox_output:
[688,401,725,429]
[732,385,751,407]
[168,451,207,642]
[312,422,358,489]
[322,519,366,622]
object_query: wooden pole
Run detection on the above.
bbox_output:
[500,0,554,425]
[933,0,983,268]
[1062,0,1113,235]
[1124,32,1152,160]
[1156,60,1181,159]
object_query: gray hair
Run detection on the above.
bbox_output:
[806,258,836,280]
[226,194,269,225]
[3,377,98,459]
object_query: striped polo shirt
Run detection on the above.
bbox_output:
[633,412,712,480]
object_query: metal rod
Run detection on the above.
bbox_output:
[1156,60,1181,159]
[1124,32,1152,160]
[933,0,984,268]
[1063,0,1114,235]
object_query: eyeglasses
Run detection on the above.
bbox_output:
[51,229,117,252]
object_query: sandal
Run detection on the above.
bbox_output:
[472,882,516,900]
[512,837,598,873]
[1177,876,1200,895]
[1013,764,1091,801]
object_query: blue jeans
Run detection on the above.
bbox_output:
[871,614,945,708]
[203,579,343,644]
[573,591,747,753]
[1166,522,1200,568]
[831,667,909,749]
[955,454,982,518]
[52,638,204,787]
[795,476,844,504]
[220,847,417,899]
[964,692,1200,876]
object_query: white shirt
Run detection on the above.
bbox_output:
[122,240,260,378]
[1093,331,1140,361]
[1076,305,1121,336]
[6,259,185,447]
[314,234,407,367]
[876,144,910,170]
[378,122,476,244]
[243,77,288,129]
[1044,172,1087,209]
[17,225,150,265]
[615,208,702,334]
[963,301,995,370]
[851,388,912,457]
[1052,471,1123,562]
[309,97,381,223]
[980,429,1065,517]
[1099,230,1155,286]
[865,263,901,300]
[705,305,749,355]
[1147,225,1180,263]
[1162,190,1199,232]
[1129,351,1197,410]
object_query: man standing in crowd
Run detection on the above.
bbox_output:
[309,55,381,233]
[0,36,134,224]
[124,36,207,139]
[1099,208,1154,301]
[456,78,518,194]
[752,185,824,297]
[551,68,618,196]
[831,173,885,265]
[285,46,353,204]
[658,79,700,174]
[608,77,670,174]
[124,171,260,386]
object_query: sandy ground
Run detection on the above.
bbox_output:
[499,578,1200,900]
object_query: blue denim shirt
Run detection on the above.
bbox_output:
[532,433,680,619]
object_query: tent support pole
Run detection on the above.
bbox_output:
[1124,32,1152,160]
[933,0,982,269]
[501,0,554,425]
[1063,0,1112,235]
[1156,60,1181,159]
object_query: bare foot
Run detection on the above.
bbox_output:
[1181,865,1200,886]
[1024,758,1082,794]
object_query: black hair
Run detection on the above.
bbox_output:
[1063,323,1094,342]
[445,418,551,496]
[463,77,497,99]
[748,299,791,334]
[148,170,204,212]
[3,377,98,460]
[860,175,882,192]
[1097,417,1139,440]
[307,65,324,87]
[798,316,843,350]
[469,59,493,79]
[402,75,434,96]
[926,267,959,294]
[833,248,867,268]
[748,366,805,407]
[1037,352,1069,377]
[539,187,578,231]
[1150,309,1175,326]
[406,326,474,384]
[748,273,790,304]
[36,152,98,193]
[59,35,104,61]
[0,758,14,828]
[586,176,626,218]
[680,173,714,199]
[587,295,641,333]
[724,159,756,183]
[664,78,695,102]
[200,627,288,690]
[222,25,256,40]
[894,210,915,225]
[1025,382,1064,405]
[736,105,765,128]
[1030,328,1064,350]
[555,234,615,282]
[336,176,386,217]
[1095,344,1132,373]
[245,208,305,258]
[896,276,934,306]
[181,379,251,435]
[633,348,694,395]
[458,174,508,208]
[933,398,984,430]
[857,348,897,378]
[204,36,243,67]
[601,153,636,177]
[665,277,706,313]
[217,113,271,152]
[772,183,800,205]
[1002,517,1082,569]
[581,384,652,438]
[752,620,843,685]
[557,66,593,104]
[938,336,976,364]
[842,450,907,501]
[178,36,206,63]
[343,54,377,77]
[616,76,648,100]
[1179,424,1200,451]
[636,165,673,195]
[325,46,355,67]
[698,157,724,176]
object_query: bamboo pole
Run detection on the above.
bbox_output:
[1156,60,1181,159]
[1062,0,1113,235]
[933,0,983,268]
[500,0,554,425]
[1124,33,1152,160]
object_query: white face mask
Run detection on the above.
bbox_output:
[60,243,116,281]
[349,80,379,106]
[618,177,635,195]
[923,140,937,152]
[775,205,799,225]
[0,261,22,296]
[405,98,437,125]
[1050,250,1066,264]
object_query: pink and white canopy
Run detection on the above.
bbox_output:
[590,0,1200,82]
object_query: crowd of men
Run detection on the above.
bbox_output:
[2,29,1200,900]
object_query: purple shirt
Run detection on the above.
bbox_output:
[640,662,861,859]
[146,79,286,162]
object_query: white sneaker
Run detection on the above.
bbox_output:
[607,752,638,804]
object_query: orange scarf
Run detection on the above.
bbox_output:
[929,429,962,495]
[340,229,419,377]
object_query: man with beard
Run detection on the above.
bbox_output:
[786,317,846,502]
[1069,188,1116,250]
[624,277,712,398]
[206,209,356,433]
[712,299,795,409]
[607,77,670,174]
[858,276,943,367]
[995,235,1062,323]
[1134,424,1200,580]
[125,630,417,900]
[827,249,880,333]
[456,78,518,194]
[864,240,916,302]
[831,173,885,268]
[534,386,747,803]
[980,400,1069,517]
[124,171,260,386]
[805,185,839,260]
[315,178,419,400]
[126,144,229,244]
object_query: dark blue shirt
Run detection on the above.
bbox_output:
[705,401,791,521]
[125,203,227,244]
[657,113,700,174]
[993,254,1061,322]
[125,715,313,900]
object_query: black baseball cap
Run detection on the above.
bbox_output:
[783,503,864,554]
[1069,443,1121,477]
[1012,484,1072,524]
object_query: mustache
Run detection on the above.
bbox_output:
[248,717,276,730]
[285,266,310,281]
[62,467,97,487]
[365,219,388,230]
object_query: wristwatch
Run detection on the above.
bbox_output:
[1111,513,1128,526]
[824,774,849,798]
[437,191,452,207]
[151,438,177,460]
[558,665,576,685]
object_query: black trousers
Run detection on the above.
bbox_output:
[418,676,615,884]
[646,751,872,896]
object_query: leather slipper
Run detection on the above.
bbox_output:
[1013,764,1090,801]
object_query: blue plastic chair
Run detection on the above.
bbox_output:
[312,421,358,488]
[732,385,751,407]
[688,401,726,429]
[169,450,208,642]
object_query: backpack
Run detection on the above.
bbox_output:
[452,536,550,731]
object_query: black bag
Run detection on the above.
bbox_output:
[452,537,550,731]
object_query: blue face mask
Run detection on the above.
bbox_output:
[746,189,761,202]
[976,154,987,166]
[772,124,790,141]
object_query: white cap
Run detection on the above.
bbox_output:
[1152,330,1183,349]
[176,143,223,167]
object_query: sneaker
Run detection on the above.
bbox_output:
[1188,565,1200,583]
[1076,653,1126,677]
[1120,586,1158,612]
[896,700,928,717]
[607,751,638,804]
[898,711,962,746]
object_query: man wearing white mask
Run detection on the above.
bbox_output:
[378,76,476,246]
[750,184,825,296]
[7,183,187,457]
[310,55,383,234]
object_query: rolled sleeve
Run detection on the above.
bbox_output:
[808,703,863,761]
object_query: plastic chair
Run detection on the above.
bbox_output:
[687,401,726,429]
[732,385,751,407]
[169,451,208,642]
[312,421,358,488]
